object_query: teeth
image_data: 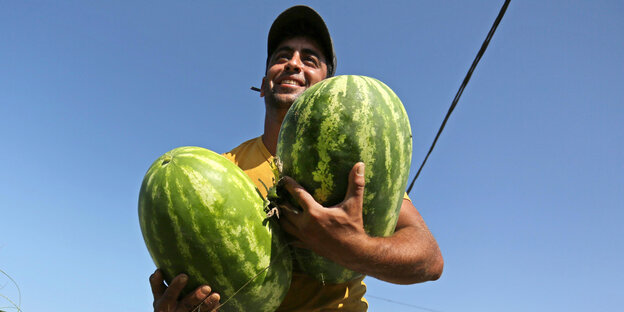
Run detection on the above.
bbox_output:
[281,80,300,86]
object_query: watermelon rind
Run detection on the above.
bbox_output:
[138,146,292,311]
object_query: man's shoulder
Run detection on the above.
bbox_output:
[222,136,264,164]
[225,136,261,155]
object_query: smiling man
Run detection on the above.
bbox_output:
[149,6,443,312]
[262,36,327,103]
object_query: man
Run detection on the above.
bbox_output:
[150,6,443,312]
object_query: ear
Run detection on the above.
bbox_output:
[260,77,266,97]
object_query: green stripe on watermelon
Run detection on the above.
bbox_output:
[139,146,292,311]
[276,75,412,283]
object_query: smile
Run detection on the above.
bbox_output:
[280,79,304,86]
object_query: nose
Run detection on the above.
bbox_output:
[285,52,303,72]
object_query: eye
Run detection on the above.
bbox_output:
[274,51,292,63]
[303,55,320,67]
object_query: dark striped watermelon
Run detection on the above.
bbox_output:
[276,75,412,283]
[138,146,292,311]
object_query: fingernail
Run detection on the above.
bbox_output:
[201,285,211,295]
[356,163,365,176]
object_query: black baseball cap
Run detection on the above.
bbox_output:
[266,5,336,77]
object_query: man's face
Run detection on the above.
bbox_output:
[261,36,328,108]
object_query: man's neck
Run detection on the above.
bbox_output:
[262,104,290,156]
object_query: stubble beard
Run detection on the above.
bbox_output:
[264,86,303,110]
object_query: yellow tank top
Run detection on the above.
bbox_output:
[223,136,369,311]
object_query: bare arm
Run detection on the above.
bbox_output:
[278,162,443,284]
[349,199,444,284]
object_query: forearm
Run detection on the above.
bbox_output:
[326,199,443,284]
[339,223,443,284]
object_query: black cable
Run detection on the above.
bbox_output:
[407,0,511,195]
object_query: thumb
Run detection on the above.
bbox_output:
[342,162,366,209]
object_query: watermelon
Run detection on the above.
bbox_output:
[138,146,292,311]
[275,75,412,283]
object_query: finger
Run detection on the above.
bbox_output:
[342,162,366,210]
[281,176,316,211]
[279,200,301,215]
[278,207,304,239]
[161,273,188,304]
[278,198,302,215]
[200,293,221,312]
[149,269,166,301]
[183,285,218,311]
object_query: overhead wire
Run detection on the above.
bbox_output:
[243,2,512,311]
[406,0,511,195]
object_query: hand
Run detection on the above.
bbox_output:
[278,162,369,265]
[150,269,221,312]
[278,162,444,284]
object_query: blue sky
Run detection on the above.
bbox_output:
[1,1,623,311]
